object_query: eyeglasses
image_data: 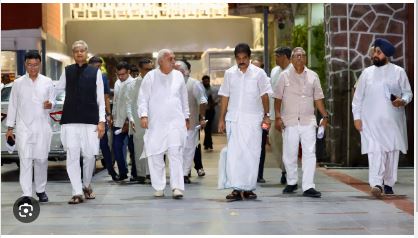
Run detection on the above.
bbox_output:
[26,64,40,68]
[292,54,306,58]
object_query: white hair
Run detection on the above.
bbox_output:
[291,47,306,57]
[157,49,173,65]
[175,60,188,71]
[72,40,88,51]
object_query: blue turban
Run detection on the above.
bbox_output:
[374,38,395,57]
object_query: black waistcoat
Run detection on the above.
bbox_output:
[60,63,99,125]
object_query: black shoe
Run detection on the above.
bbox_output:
[384,185,394,195]
[257,178,266,183]
[184,176,191,184]
[36,192,49,203]
[303,188,322,198]
[280,172,287,185]
[130,176,145,184]
[283,184,298,194]
[111,174,120,181]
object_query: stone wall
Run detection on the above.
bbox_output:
[324,3,410,166]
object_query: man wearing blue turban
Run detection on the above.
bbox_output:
[352,38,413,197]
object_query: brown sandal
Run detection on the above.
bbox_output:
[83,186,96,199]
[243,191,257,200]
[68,195,84,204]
[226,190,244,201]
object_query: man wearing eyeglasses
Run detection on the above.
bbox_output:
[55,40,106,204]
[273,47,327,198]
[126,58,154,184]
[6,50,55,203]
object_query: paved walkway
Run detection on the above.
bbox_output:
[1,134,414,235]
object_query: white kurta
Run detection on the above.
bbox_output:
[137,68,189,157]
[113,76,134,128]
[183,77,207,175]
[352,63,412,154]
[6,74,55,159]
[126,76,149,176]
[217,64,272,191]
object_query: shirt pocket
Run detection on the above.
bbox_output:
[244,79,259,96]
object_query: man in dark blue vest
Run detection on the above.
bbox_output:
[55,40,106,204]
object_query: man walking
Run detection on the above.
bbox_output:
[6,51,55,203]
[352,38,413,197]
[55,40,106,204]
[218,43,272,201]
[138,49,189,199]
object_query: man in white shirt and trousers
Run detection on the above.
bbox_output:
[55,40,106,204]
[218,43,272,201]
[175,60,207,184]
[138,49,190,199]
[273,47,328,198]
[352,38,413,197]
[6,51,55,203]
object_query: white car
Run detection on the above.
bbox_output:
[1,82,66,167]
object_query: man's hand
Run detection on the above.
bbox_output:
[141,117,148,129]
[262,116,271,130]
[5,129,14,141]
[122,121,129,133]
[392,98,406,108]
[275,117,284,132]
[199,119,207,130]
[218,119,226,133]
[320,117,328,128]
[130,121,136,133]
[43,100,52,109]
[106,114,113,128]
[354,119,362,132]
[97,122,105,139]
[186,119,190,130]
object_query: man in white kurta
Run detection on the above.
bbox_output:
[352,38,413,197]
[55,40,106,204]
[126,58,154,182]
[138,49,190,199]
[269,47,292,185]
[175,61,207,184]
[6,51,54,202]
[218,43,272,201]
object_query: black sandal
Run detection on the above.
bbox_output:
[243,191,257,200]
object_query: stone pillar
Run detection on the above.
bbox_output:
[324,3,410,166]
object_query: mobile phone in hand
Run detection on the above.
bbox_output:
[7,136,15,146]
[390,94,397,102]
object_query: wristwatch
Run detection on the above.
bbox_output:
[264,113,270,117]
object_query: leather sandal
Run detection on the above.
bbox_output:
[226,190,243,201]
[243,191,257,199]
[83,186,96,199]
[68,195,84,204]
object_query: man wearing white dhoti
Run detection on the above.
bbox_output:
[55,40,106,204]
[126,58,154,183]
[273,47,328,198]
[6,51,55,203]
[138,49,190,199]
[352,38,413,197]
[175,60,207,184]
[218,43,272,201]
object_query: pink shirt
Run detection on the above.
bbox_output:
[272,66,324,126]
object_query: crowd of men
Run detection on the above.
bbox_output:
[5,38,412,204]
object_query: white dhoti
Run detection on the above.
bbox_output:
[183,129,198,176]
[61,124,99,195]
[148,146,184,191]
[269,120,285,172]
[218,119,261,191]
[367,150,399,187]
[282,124,317,192]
